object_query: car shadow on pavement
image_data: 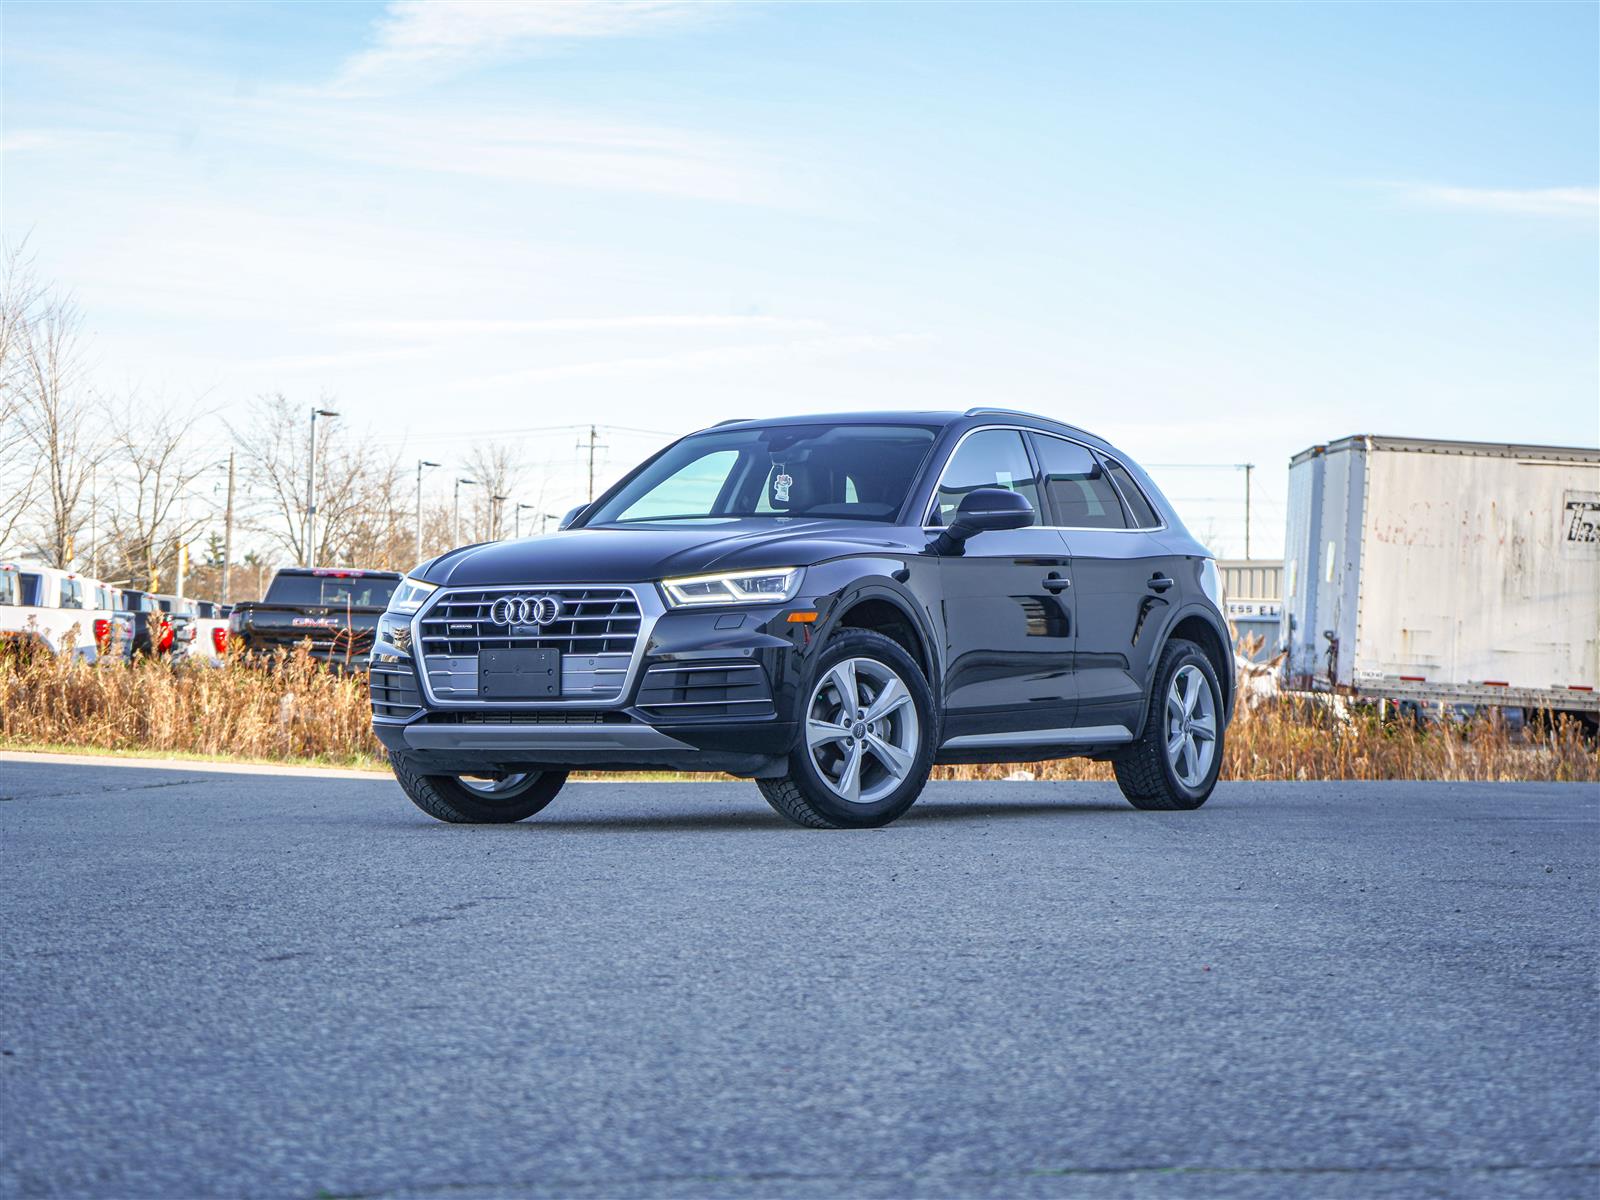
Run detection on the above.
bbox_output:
[439,797,1129,833]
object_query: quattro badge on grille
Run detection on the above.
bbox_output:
[488,595,562,627]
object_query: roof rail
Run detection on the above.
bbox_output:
[964,407,1102,441]
[712,417,748,427]
[963,406,1042,419]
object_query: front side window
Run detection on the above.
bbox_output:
[1033,436,1127,529]
[0,572,17,606]
[1104,458,1162,528]
[931,429,1040,526]
[588,424,938,525]
[60,578,84,608]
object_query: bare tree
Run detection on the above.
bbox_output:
[464,441,524,541]
[17,289,97,566]
[0,245,45,551]
[232,393,404,567]
[100,397,214,591]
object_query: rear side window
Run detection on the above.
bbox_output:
[1104,458,1162,528]
[59,578,84,608]
[1033,436,1127,529]
[931,429,1041,526]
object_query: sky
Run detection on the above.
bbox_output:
[3,0,1597,556]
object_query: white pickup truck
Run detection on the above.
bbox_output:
[0,561,131,662]
[185,599,231,666]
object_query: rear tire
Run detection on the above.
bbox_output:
[758,629,936,829]
[1114,638,1225,811]
[391,753,567,824]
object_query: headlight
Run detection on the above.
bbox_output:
[661,568,803,608]
[386,577,438,615]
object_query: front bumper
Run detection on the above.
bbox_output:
[370,594,812,777]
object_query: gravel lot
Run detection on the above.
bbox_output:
[1,758,1595,1199]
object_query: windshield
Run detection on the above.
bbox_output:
[265,572,400,608]
[587,423,938,525]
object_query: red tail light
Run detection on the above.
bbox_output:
[94,618,110,644]
[158,619,174,652]
[212,627,228,654]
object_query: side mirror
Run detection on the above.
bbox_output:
[931,487,1035,554]
[558,505,586,531]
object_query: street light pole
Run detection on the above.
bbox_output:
[306,407,339,567]
[491,494,509,540]
[515,502,537,538]
[454,478,478,546]
[415,460,440,565]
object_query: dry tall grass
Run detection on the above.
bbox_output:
[2,649,1595,782]
[937,696,1598,784]
[1,647,385,768]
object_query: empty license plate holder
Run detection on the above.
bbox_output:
[478,648,561,699]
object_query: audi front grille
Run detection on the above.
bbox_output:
[416,585,646,704]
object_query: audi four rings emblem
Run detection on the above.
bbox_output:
[488,595,562,626]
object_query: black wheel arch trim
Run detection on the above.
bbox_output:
[1135,600,1235,738]
[807,570,943,686]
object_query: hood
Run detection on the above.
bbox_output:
[420,519,923,587]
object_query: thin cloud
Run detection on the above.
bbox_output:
[247,98,795,206]
[339,315,826,338]
[336,0,727,92]
[1391,183,1597,219]
[473,333,928,387]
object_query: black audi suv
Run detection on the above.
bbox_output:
[371,409,1233,828]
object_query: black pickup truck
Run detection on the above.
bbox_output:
[229,568,401,668]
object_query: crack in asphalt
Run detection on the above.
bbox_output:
[312,1159,1600,1198]
[0,777,212,802]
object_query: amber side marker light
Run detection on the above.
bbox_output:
[787,611,818,624]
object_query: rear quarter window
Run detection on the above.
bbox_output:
[1105,459,1162,528]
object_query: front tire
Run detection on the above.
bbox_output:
[1113,638,1225,811]
[758,629,937,829]
[391,753,568,824]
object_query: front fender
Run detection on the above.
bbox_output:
[799,556,943,684]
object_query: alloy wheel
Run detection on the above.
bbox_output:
[1165,664,1218,788]
[455,773,537,798]
[805,656,921,805]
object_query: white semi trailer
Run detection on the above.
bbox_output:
[1281,435,1599,721]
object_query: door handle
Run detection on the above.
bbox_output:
[1042,573,1071,593]
[1147,575,1175,593]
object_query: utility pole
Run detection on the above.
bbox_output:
[578,424,608,502]
[1242,462,1255,560]
[176,487,188,599]
[306,407,339,568]
[222,450,235,604]
[491,494,509,540]
[415,460,440,564]
[454,477,478,546]
[515,502,536,538]
[89,463,98,578]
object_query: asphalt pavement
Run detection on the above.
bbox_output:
[1,758,1596,1199]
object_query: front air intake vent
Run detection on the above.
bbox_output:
[635,662,774,720]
